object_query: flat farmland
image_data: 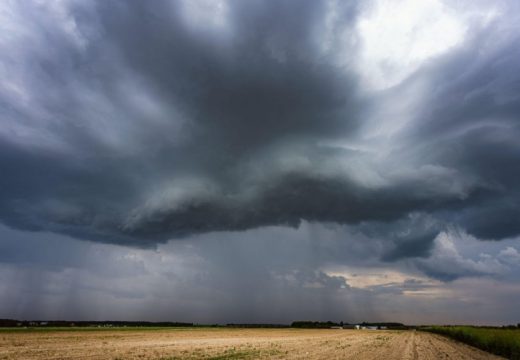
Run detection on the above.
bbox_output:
[0,328,503,360]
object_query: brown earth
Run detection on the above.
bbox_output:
[0,328,504,359]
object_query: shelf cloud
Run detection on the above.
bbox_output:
[1,0,519,323]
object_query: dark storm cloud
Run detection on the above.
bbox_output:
[96,0,362,148]
[395,20,520,241]
[0,0,519,262]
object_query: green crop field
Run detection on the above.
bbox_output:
[423,326,520,359]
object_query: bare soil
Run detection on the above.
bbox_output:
[0,328,504,359]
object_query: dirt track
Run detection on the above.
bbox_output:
[0,328,503,359]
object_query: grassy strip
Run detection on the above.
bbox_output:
[423,326,520,359]
[0,326,214,333]
[0,326,302,333]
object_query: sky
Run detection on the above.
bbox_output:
[0,0,519,325]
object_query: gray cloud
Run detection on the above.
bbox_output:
[1,0,520,326]
[1,0,519,253]
[414,230,508,281]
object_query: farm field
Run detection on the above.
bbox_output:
[0,327,503,360]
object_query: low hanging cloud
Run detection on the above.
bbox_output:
[415,230,509,281]
[0,0,520,258]
[2,222,520,324]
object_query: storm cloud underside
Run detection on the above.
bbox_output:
[1,0,520,323]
